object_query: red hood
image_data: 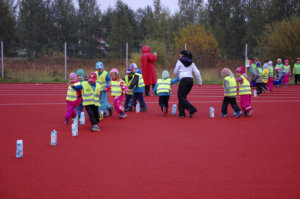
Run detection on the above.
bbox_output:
[142,46,151,53]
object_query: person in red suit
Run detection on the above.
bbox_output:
[141,46,157,96]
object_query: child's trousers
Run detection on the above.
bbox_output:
[283,74,289,86]
[221,97,241,115]
[159,96,170,112]
[240,95,252,113]
[85,105,100,126]
[267,77,274,91]
[65,103,77,120]
[113,94,125,114]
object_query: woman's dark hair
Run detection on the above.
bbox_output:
[187,53,193,59]
[180,50,188,57]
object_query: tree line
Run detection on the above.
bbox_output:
[0,0,299,65]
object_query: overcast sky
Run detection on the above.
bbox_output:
[97,0,179,14]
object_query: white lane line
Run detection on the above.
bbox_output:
[1,100,300,106]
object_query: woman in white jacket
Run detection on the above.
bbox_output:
[174,50,202,118]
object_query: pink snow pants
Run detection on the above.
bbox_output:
[113,94,125,114]
[240,95,253,113]
[267,77,274,92]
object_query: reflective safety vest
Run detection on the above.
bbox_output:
[66,82,81,101]
[262,69,269,83]
[156,78,171,94]
[268,67,274,78]
[276,63,284,71]
[81,81,101,106]
[293,63,300,74]
[124,75,133,95]
[238,75,251,95]
[95,70,108,91]
[110,81,123,97]
[134,73,145,88]
[284,65,290,74]
[257,68,262,77]
[224,76,237,97]
[251,63,256,74]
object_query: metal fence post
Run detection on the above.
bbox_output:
[126,42,128,71]
[64,42,67,81]
[1,41,3,78]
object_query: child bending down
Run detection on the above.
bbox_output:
[220,68,242,118]
[235,66,254,116]
[104,68,129,119]
[153,70,179,115]
[65,72,82,124]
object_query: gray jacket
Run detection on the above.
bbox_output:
[253,68,263,83]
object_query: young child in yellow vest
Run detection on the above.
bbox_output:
[235,66,254,116]
[262,61,269,92]
[267,61,274,91]
[293,58,300,84]
[123,69,135,111]
[153,70,179,116]
[104,68,129,119]
[283,59,291,87]
[71,72,101,132]
[220,68,242,118]
[65,72,82,124]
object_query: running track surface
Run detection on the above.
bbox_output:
[0,83,300,199]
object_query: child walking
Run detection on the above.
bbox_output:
[105,68,129,119]
[253,62,263,95]
[293,58,300,84]
[262,62,269,92]
[125,63,147,112]
[71,72,101,132]
[283,59,291,87]
[65,72,82,124]
[153,70,179,116]
[267,61,274,92]
[76,68,85,118]
[124,69,134,110]
[235,66,254,116]
[220,68,242,118]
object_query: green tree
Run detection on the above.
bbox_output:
[178,0,203,25]
[174,24,220,68]
[51,0,77,55]
[256,17,300,63]
[18,0,54,58]
[106,0,136,59]
[0,0,18,55]
[77,0,101,58]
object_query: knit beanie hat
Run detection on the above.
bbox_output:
[161,70,170,80]
[267,61,273,67]
[221,68,234,77]
[76,69,84,77]
[69,72,77,80]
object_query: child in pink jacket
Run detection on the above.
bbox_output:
[235,66,254,116]
[105,68,129,119]
[283,59,292,87]
[64,72,82,124]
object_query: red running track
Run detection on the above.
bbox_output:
[0,83,300,199]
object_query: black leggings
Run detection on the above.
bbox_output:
[159,96,170,112]
[221,97,241,114]
[177,77,197,116]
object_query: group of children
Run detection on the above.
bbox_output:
[64,62,149,131]
[250,58,300,95]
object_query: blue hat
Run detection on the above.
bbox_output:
[256,62,261,67]
[95,62,104,69]
[126,69,131,74]
[129,63,138,70]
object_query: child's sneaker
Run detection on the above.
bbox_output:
[235,111,242,118]
[64,118,70,124]
[119,112,127,119]
[91,125,100,132]
[248,109,254,116]
[219,114,228,117]
[140,107,147,112]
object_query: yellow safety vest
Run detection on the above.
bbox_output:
[269,67,274,78]
[284,65,290,74]
[81,81,101,106]
[262,68,269,83]
[95,70,108,91]
[238,75,251,95]
[134,73,145,88]
[156,78,171,94]
[110,80,123,97]
[293,63,300,74]
[66,82,81,101]
[276,63,284,71]
[224,76,237,97]
[124,75,133,95]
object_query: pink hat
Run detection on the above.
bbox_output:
[110,68,118,73]
[236,66,245,74]
[88,72,97,82]
[69,72,77,80]
[284,59,289,63]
